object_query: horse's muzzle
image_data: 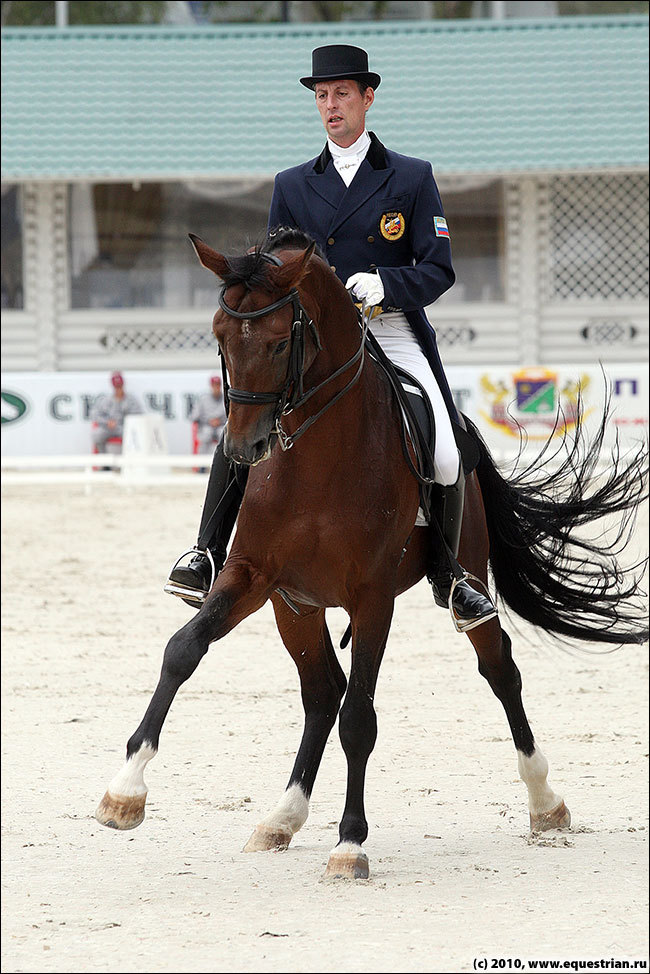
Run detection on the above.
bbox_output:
[223,429,273,466]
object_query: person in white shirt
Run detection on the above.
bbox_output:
[90,371,143,453]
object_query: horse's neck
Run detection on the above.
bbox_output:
[294,307,384,454]
[308,270,366,378]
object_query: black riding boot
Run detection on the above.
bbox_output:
[165,436,245,605]
[427,470,497,630]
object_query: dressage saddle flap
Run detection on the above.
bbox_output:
[393,366,480,478]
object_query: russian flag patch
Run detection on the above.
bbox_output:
[434,216,450,238]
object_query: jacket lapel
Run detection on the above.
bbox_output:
[327,159,394,236]
[304,133,394,233]
[305,145,347,210]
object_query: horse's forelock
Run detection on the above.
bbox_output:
[221,229,324,298]
[222,251,271,292]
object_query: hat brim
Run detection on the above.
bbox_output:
[300,71,381,90]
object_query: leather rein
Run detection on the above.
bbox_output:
[218,253,369,451]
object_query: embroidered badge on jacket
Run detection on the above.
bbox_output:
[434,216,450,239]
[380,211,405,241]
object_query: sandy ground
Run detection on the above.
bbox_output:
[1,481,648,974]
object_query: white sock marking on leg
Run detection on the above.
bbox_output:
[518,745,562,815]
[108,742,157,798]
[330,841,366,857]
[259,783,309,835]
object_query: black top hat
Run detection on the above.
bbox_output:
[300,45,381,90]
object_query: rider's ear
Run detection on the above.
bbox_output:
[188,233,230,278]
[267,243,316,292]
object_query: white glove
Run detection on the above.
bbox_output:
[345,272,385,307]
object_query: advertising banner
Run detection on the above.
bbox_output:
[458,363,648,462]
[1,371,218,456]
[1,365,648,460]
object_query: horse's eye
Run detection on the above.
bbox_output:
[274,340,289,355]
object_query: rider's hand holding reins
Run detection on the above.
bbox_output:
[346,271,385,307]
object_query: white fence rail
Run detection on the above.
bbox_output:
[0,443,617,488]
[0,453,209,486]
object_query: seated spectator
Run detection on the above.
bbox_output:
[192,375,227,454]
[90,371,144,454]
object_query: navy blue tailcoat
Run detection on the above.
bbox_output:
[268,132,458,419]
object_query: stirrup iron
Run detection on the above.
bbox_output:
[448,571,498,634]
[163,547,216,604]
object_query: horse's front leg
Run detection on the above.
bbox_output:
[95,560,271,830]
[244,598,347,853]
[324,588,394,881]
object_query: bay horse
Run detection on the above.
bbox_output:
[96,230,648,880]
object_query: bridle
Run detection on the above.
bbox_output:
[218,252,369,451]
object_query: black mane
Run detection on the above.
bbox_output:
[266,226,324,258]
[221,227,324,291]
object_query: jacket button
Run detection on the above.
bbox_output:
[367,235,375,243]
[369,263,377,270]
[327,237,335,246]
[330,265,336,272]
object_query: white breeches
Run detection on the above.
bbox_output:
[369,312,460,486]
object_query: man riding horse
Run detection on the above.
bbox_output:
[166,44,497,630]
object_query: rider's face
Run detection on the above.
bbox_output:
[314,80,374,148]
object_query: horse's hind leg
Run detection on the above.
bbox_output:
[96,562,271,830]
[469,622,571,832]
[244,598,347,853]
[460,474,570,832]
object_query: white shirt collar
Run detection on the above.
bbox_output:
[328,129,371,162]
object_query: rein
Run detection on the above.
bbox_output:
[218,257,370,451]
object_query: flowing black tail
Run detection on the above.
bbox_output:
[466,401,649,646]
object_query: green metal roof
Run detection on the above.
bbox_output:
[1,17,648,181]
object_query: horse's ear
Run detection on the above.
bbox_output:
[267,243,316,292]
[188,233,229,278]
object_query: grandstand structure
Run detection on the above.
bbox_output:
[1,16,648,373]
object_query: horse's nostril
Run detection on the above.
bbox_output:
[251,439,271,464]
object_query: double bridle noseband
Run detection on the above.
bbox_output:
[218,252,369,451]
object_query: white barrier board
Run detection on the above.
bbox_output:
[1,366,648,462]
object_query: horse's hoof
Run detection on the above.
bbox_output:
[95,790,146,830]
[243,825,292,852]
[530,800,571,832]
[323,846,370,881]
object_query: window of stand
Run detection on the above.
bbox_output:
[436,177,506,303]
[67,177,506,310]
[68,180,275,310]
[1,184,24,310]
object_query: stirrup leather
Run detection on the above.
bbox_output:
[163,547,216,604]
[448,571,498,634]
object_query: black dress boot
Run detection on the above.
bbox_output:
[165,436,245,606]
[427,470,497,630]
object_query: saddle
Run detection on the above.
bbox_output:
[364,328,480,521]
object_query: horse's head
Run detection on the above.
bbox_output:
[190,233,318,465]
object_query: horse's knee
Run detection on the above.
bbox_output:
[195,589,235,641]
[161,625,208,683]
[338,694,377,762]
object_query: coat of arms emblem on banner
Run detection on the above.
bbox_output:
[479,368,592,439]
